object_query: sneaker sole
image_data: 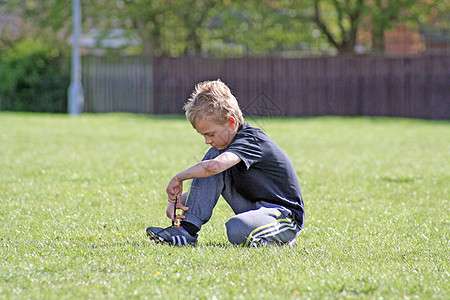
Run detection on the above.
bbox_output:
[146,229,170,245]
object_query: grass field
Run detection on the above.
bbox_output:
[0,112,448,299]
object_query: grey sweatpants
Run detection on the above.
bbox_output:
[183,147,301,246]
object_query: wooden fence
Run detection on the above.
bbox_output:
[83,56,153,113]
[82,54,449,119]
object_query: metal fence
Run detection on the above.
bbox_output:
[82,54,449,120]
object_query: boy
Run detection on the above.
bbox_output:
[146,80,304,246]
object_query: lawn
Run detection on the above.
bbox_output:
[0,112,448,299]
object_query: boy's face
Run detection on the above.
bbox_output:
[194,117,237,150]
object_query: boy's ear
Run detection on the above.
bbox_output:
[228,116,236,128]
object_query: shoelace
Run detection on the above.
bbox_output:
[154,225,181,236]
[172,195,178,227]
[155,195,179,236]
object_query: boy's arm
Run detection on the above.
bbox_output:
[166,152,241,203]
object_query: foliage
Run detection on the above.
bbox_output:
[205,0,327,56]
[366,0,446,53]
[96,0,329,56]
[309,0,365,54]
[0,114,448,298]
[0,39,69,112]
[0,0,448,56]
[295,0,447,54]
[1,0,71,53]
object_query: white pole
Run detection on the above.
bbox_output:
[68,0,84,115]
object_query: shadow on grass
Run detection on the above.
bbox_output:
[82,239,232,249]
[84,240,295,250]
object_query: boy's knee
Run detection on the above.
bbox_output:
[225,217,248,245]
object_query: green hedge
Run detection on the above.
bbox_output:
[0,39,69,113]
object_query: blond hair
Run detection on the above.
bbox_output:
[184,79,244,127]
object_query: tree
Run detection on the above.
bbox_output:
[87,0,212,57]
[175,0,222,55]
[205,0,322,56]
[2,0,446,56]
[311,0,364,54]
[1,0,71,50]
[305,0,447,54]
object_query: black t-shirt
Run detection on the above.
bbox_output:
[223,122,304,227]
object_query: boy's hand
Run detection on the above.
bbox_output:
[166,201,188,222]
[166,176,183,203]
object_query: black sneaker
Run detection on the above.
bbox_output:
[146,225,198,246]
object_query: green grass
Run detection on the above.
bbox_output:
[0,112,448,299]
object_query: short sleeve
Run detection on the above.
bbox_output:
[225,134,262,170]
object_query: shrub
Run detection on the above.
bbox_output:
[0,39,69,113]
